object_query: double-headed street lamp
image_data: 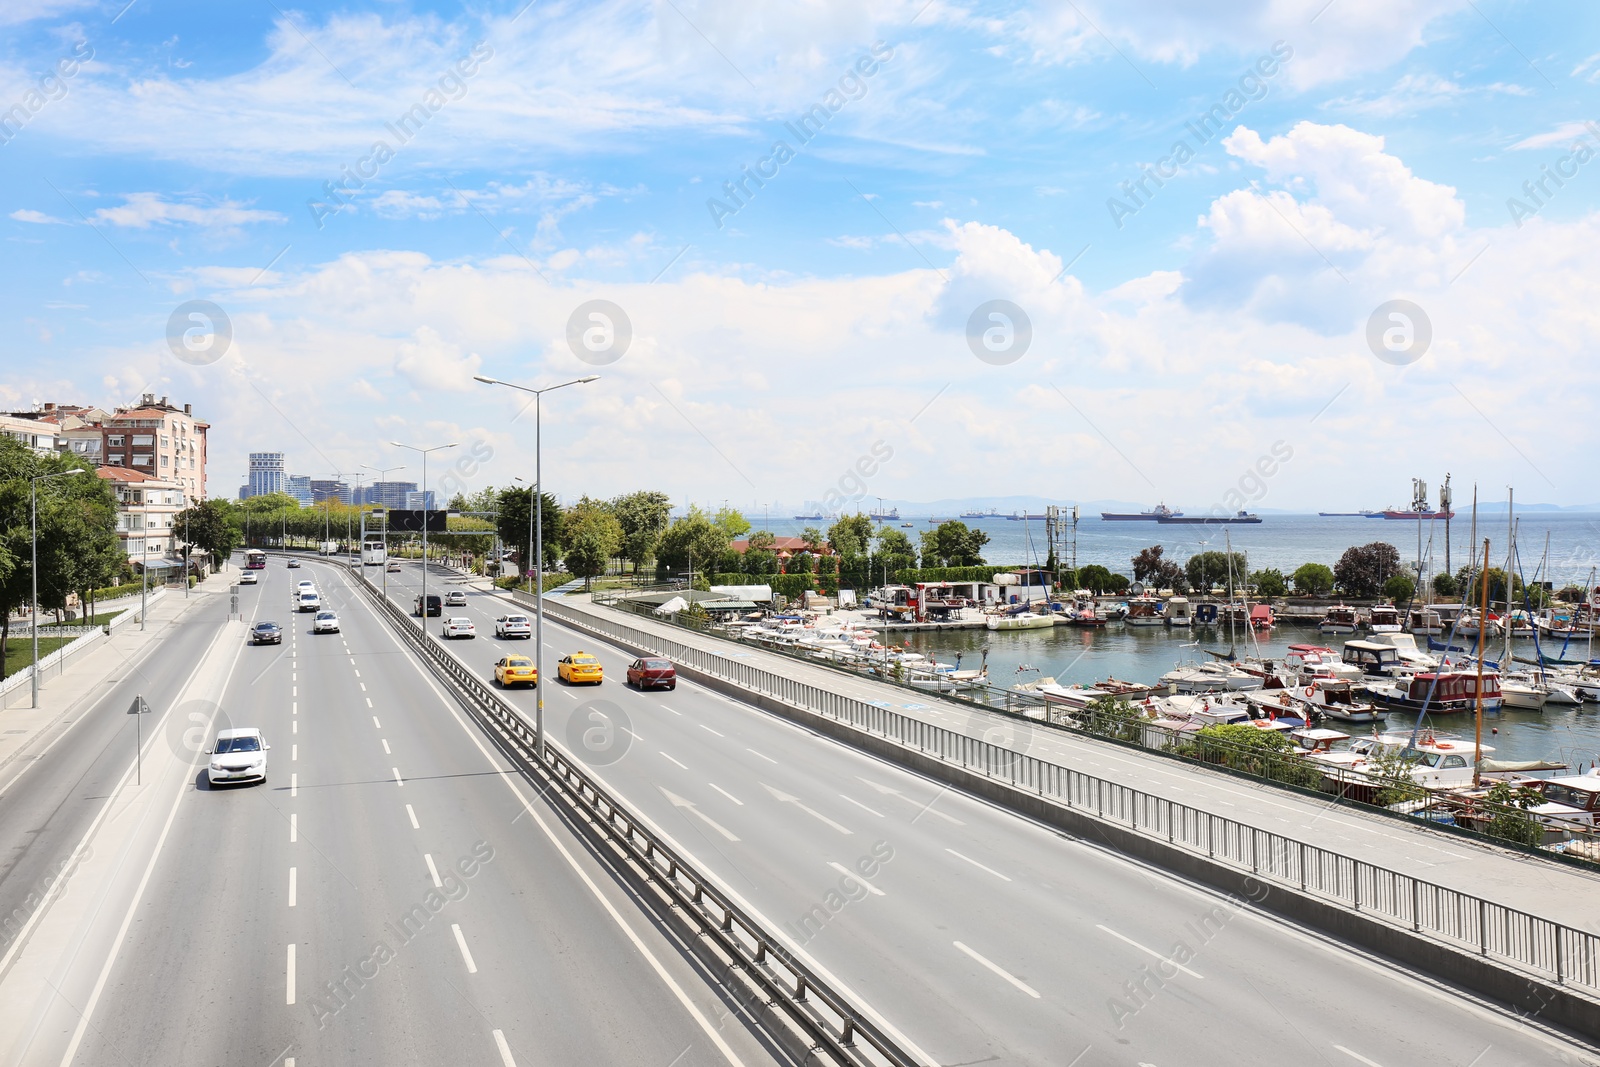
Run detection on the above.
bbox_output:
[390,443,456,642]
[31,468,81,708]
[474,373,598,758]
[362,463,407,600]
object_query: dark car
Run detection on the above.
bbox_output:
[286,559,301,569]
[250,621,283,645]
[414,594,442,617]
[626,657,676,690]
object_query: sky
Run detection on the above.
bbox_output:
[2,0,1598,517]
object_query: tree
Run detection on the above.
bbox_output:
[1186,550,1248,593]
[1464,566,1523,607]
[1483,780,1546,846]
[826,514,874,559]
[1432,572,1461,598]
[1131,545,1182,589]
[1334,542,1400,598]
[611,490,673,572]
[713,506,750,540]
[561,498,623,588]
[1291,562,1336,596]
[1078,564,1116,593]
[1383,574,1416,604]
[785,551,814,575]
[1251,568,1288,598]
[174,499,241,567]
[800,526,824,553]
[743,529,778,575]
[874,526,915,558]
[446,485,499,514]
[920,521,989,567]
[493,487,562,573]
[1081,696,1145,742]
[656,506,732,579]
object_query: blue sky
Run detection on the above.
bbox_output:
[3,1,1598,515]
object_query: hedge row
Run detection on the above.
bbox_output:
[891,565,1026,584]
[91,580,146,600]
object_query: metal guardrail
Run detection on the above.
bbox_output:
[345,563,922,1067]
[550,596,1600,1000]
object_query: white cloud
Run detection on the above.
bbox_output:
[393,326,483,393]
[10,208,67,224]
[90,193,284,230]
[1510,120,1600,152]
[1326,72,1529,117]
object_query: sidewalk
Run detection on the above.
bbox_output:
[0,581,214,771]
[554,593,1600,935]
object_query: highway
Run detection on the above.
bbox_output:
[0,559,789,1067]
[374,559,1600,1067]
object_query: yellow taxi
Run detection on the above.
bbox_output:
[557,652,604,685]
[493,655,538,688]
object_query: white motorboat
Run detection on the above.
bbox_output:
[1406,608,1444,636]
[1307,732,1495,793]
[1366,605,1403,634]
[1158,659,1265,694]
[1165,596,1193,627]
[1359,632,1439,671]
[986,611,1056,631]
[1124,596,1166,627]
[1498,672,1549,711]
[1318,605,1358,635]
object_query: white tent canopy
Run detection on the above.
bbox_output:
[655,595,689,615]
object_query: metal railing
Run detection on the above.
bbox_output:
[344,562,922,1067]
[547,596,1600,1000]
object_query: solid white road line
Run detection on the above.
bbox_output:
[838,794,885,818]
[699,724,724,737]
[1334,1046,1386,1067]
[762,784,852,835]
[290,773,298,797]
[425,853,444,888]
[828,861,886,896]
[393,767,404,786]
[286,943,296,1004]
[708,783,744,805]
[746,748,777,763]
[953,940,1040,998]
[660,751,688,770]
[451,923,478,973]
[288,867,297,907]
[946,848,1011,882]
[659,703,681,715]
[373,715,381,728]
[382,739,391,755]
[1096,925,1204,979]
[492,1029,517,1066]
[406,804,419,829]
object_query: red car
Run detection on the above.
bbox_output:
[626,657,676,690]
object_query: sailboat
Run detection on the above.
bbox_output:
[986,516,1056,630]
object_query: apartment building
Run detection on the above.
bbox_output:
[0,413,61,454]
[100,394,208,502]
[97,466,190,569]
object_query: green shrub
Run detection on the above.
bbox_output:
[1176,723,1322,789]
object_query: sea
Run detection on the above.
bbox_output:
[756,511,1600,766]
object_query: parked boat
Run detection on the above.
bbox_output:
[1165,596,1193,627]
[1364,670,1503,715]
[1318,605,1358,635]
[1366,605,1402,633]
[1158,660,1265,694]
[986,611,1056,631]
[1407,607,1444,636]
[1358,632,1439,672]
[1308,732,1492,796]
[1124,596,1166,627]
[1061,597,1108,627]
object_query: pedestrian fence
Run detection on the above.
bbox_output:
[551,597,1600,1000]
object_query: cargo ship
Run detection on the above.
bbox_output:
[1100,503,1182,521]
[1156,511,1262,525]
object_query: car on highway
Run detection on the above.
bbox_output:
[445,590,468,607]
[206,728,270,786]
[558,652,603,685]
[626,657,677,690]
[249,621,283,645]
[442,617,476,639]
[296,579,315,591]
[493,655,538,688]
[313,610,341,634]
[297,590,321,612]
[387,561,401,572]
[414,594,441,617]
[494,613,531,639]
[287,558,301,569]
[238,571,258,585]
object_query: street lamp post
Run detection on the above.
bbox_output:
[30,469,77,708]
[362,463,407,601]
[390,444,456,642]
[474,373,599,758]
[513,477,537,594]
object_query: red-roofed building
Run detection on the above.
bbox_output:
[101,393,208,501]
[727,536,834,562]
[96,466,193,572]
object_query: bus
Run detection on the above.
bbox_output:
[362,536,387,566]
[245,549,267,569]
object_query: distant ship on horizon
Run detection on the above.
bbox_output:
[1101,503,1182,521]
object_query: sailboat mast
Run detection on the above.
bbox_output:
[1474,538,1490,789]
[1504,488,1514,663]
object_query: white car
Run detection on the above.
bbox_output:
[297,591,321,612]
[445,590,468,607]
[296,580,316,593]
[238,572,258,585]
[313,610,341,633]
[442,617,476,639]
[207,728,269,786]
[495,613,531,639]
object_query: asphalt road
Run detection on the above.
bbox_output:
[30,558,788,1067]
[375,561,1600,1067]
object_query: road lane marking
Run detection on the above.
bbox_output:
[353,670,361,678]
[708,783,743,805]
[287,943,296,1003]
[762,784,852,835]
[292,701,297,714]
[746,748,776,763]
[492,1029,517,1066]
[659,786,741,841]
[393,767,404,786]
[290,773,298,797]
[425,853,444,888]
[289,867,297,907]
[360,682,367,691]
[953,940,1039,998]
[946,848,1011,882]
[290,814,297,842]
[828,861,886,896]
[406,804,419,829]
[451,923,478,973]
[660,751,688,770]
[1096,925,1204,979]
[292,672,296,682]
[838,794,884,818]
[659,703,681,715]
[293,686,297,696]
[292,744,297,761]
[1335,1047,1385,1067]
[373,716,381,728]
[292,720,297,734]
[382,739,391,755]
[699,724,724,737]
[366,697,373,708]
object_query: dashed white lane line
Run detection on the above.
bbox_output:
[292,720,297,734]
[492,1029,516,1066]
[1334,1046,1385,1067]
[946,848,1012,882]
[406,804,419,829]
[382,739,391,755]
[393,767,404,786]
[366,697,373,708]
[292,701,297,715]
[290,814,297,842]
[659,703,681,715]
[360,682,367,692]
[292,672,297,682]
[1096,925,1204,979]
[286,944,297,1004]
[828,861,886,896]
[425,853,444,888]
[953,940,1039,998]
[292,744,297,762]
[699,724,724,737]
[353,670,361,678]
[838,794,885,818]
[290,773,298,798]
[372,715,381,728]
[451,923,478,973]
[660,751,688,770]
[708,783,743,805]
[746,748,776,763]
[292,686,297,697]
[288,867,297,907]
